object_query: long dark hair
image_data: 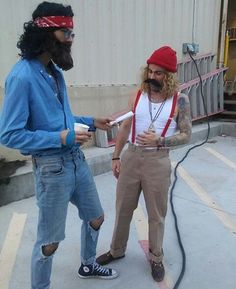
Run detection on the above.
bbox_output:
[17,1,74,59]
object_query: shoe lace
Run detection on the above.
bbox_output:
[93,262,109,274]
[152,261,164,274]
[153,261,163,268]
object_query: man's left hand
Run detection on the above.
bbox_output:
[94,118,113,131]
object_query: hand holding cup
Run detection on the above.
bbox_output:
[74,123,90,133]
[74,123,91,145]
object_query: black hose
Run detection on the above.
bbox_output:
[170,49,211,289]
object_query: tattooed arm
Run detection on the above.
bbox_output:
[164,93,192,147]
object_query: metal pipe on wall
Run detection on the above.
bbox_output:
[218,0,229,68]
[224,30,230,67]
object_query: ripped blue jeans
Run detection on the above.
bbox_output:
[31,147,104,289]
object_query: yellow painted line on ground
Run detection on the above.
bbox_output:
[133,204,173,289]
[205,147,236,171]
[0,213,27,289]
[173,162,236,233]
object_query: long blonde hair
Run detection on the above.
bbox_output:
[140,66,179,98]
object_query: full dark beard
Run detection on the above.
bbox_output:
[144,78,163,92]
[44,34,74,71]
[51,41,73,71]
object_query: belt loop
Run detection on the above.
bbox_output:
[32,157,37,168]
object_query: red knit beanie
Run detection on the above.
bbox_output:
[147,46,177,73]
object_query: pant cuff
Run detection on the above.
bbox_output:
[110,247,126,258]
[149,250,163,263]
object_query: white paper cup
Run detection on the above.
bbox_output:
[74,123,89,133]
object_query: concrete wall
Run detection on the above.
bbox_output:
[67,85,136,117]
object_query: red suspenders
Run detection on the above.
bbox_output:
[131,91,178,143]
[161,92,178,137]
[131,90,142,143]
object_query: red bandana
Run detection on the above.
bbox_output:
[34,16,73,29]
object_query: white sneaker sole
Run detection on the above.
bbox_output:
[78,270,119,280]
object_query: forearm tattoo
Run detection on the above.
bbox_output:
[164,93,192,147]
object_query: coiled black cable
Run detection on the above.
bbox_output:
[170,49,211,289]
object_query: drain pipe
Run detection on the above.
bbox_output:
[218,0,229,68]
[224,30,230,67]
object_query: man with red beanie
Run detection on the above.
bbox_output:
[96,46,192,282]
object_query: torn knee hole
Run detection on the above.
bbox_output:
[42,242,59,256]
[90,215,104,230]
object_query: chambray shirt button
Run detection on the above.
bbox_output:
[49,75,52,78]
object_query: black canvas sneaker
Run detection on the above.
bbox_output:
[78,262,119,280]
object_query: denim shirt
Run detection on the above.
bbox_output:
[0,59,95,156]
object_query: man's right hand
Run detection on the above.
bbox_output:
[61,130,92,146]
[112,159,121,179]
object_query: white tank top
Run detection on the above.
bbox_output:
[129,92,177,144]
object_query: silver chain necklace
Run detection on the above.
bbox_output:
[148,96,166,132]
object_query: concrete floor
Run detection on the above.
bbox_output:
[0,135,236,289]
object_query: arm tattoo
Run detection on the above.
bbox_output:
[164,93,192,147]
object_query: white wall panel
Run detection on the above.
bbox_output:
[0,0,222,87]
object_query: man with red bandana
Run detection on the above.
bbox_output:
[0,2,118,288]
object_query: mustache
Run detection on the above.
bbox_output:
[144,79,163,91]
